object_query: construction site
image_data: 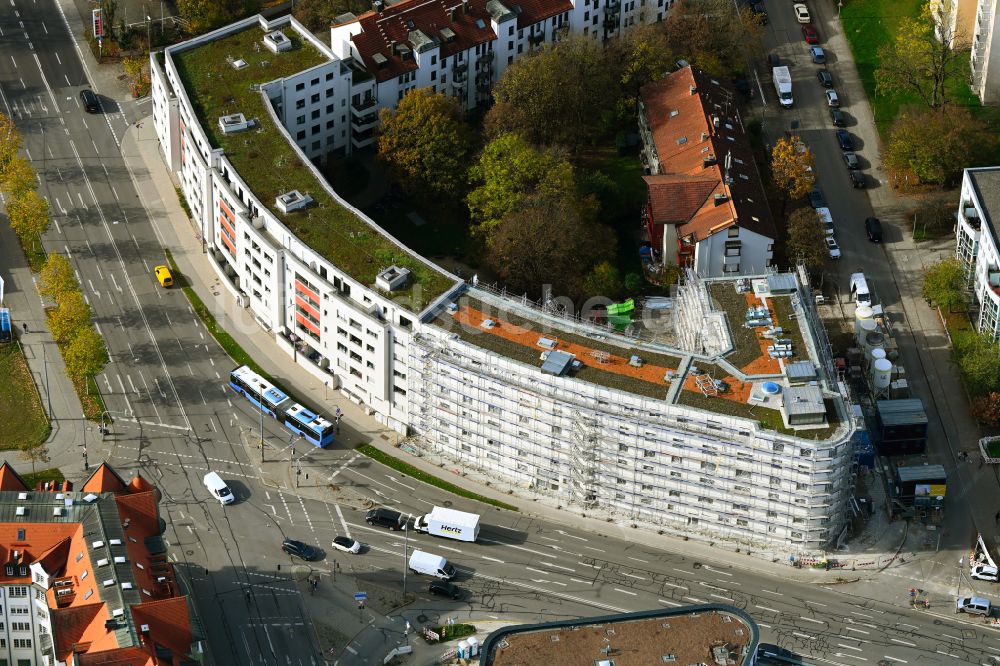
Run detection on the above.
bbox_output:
[406,269,859,553]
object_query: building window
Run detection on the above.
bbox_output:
[326,88,335,98]
[296,130,305,140]
[295,99,305,109]
[311,125,320,135]
[295,82,305,91]
[312,141,321,151]
[326,104,334,113]
[296,115,305,125]
[431,70,437,81]
[326,120,334,129]
[431,55,437,65]
[16,530,24,541]
[728,226,740,237]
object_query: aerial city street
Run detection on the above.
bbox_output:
[1,0,1000,663]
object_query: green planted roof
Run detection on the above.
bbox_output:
[172,26,456,312]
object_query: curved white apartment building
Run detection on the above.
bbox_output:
[150,14,856,554]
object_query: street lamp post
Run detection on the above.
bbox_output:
[260,402,265,462]
[402,514,410,596]
[146,15,151,51]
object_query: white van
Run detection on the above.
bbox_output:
[956,596,991,615]
[408,550,456,580]
[203,472,235,505]
[815,207,835,236]
[850,272,871,307]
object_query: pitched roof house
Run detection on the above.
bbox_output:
[0,462,201,666]
[639,66,776,278]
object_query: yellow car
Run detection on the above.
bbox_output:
[154,265,173,287]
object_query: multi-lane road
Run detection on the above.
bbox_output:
[0,0,995,663]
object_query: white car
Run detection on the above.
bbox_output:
[794,3,811,23]
[332,536,361,554]
[826,237,841,259]
[825,89,840,107]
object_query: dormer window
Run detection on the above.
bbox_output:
[4,565,13,576]
[18,565,26,576]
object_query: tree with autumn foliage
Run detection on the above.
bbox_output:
[48,291,92,344]
[883,107,992,188]
[1,156,37,198]
[971,392,1000,425]
[875,0,969,110]
[664,0,765,77]
[785,207,828,270]
[771,136,815,216]
[38,254,78,302]
[0,112,21,174]
[377,88,475,197]
[922,257,967,312]
[6,189,50,250]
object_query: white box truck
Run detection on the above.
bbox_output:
[413,507,481,542]
[772,66,793,107]
[971,533,1000,582]
[408,550,456,580]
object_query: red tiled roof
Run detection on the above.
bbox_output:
[52,603,104,661]
[128,476,154,494]
[0,462,29,491]
[352,0,497,83]
[640,67,775,242]
[132,597,193,658]
[511,0,573,28]
[81,463,129,494]
[75,647,154,666]
[34,536,73,577]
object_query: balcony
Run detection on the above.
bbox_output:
[351,96,377,112]
[528,31,545,45]
[351,110,378,132]
[477,50,494,64]
[453,68,468,84]
[351,127,376,149]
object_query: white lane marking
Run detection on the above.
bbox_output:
[881,657,907,664]
[10,55,16,68]
[537,535,558,543]
[793,632,816,640]
[621,572,645,580]
[613,588,637,596]
[569,578,590,584]
[556,530,587,541]
[890,639,915,647]
[758,589,784,596]
[755,605,779,613]
[941,634,962,642]
[800,616,826,625]
[334,504,350,537]
[845,627,870,635]
[852,612,875,619]
[55,53,60,65]
[658,599,682,607]
[31,53,58,112]
[544,563,576,573]
[480,555,504,564]
[626,556,649,563]
[838,644,864,652]
[660,581,686,590]
[682,596,707,604]
[479,539,558,560]
[935,651,959,659]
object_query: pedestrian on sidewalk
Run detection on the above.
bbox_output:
[21,322,27,333]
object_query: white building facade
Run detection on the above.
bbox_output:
[956,167,1000,340]
[150,15,856,555]
[971,0,1000,104]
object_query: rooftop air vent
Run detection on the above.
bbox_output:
[713,193,728,205]
[104,619,118,630]
[263,30,292,54]
[53,507,63,516]
[372,52,389,68]
[141,624,150,633]
[109,539,122,546]
[113,556,126,564]
[440,27,456,42]
[102,579,115,587]
[97,558,109,567]
[121,582,133,590]
[218,113,254,135]
[112,608,125,617]
[14,507,25,516]
[83,493,98,503]
[376,266,412,292]
[231,58,248,69]
[275,190,315,214]
[17,493,27,500]
[92,540,105,549]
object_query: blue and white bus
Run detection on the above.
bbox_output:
[283,403,335,448]
[229,365,290,417]
[229,365,335,448]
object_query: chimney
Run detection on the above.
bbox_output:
[462,0,469,13]
[713,193,728,206]
[703,154,717,168]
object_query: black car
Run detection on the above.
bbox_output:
[282,538,321,561]
[366,507,404,530]
[865,216,883,242]
[830,108,846,127]
[768,53,781,68]
[757,643,804,663]
[808,186,827,209]
[849,169,866,188]
[80,89,100,113]
[843,152,860,170]
[817,69,833,87]
[429,581,462,600]
[836,129,853,151]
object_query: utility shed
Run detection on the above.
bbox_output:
[781,385,826,425]
[785,361,817,383]
[766,273,798,294]
[892,463,946,509]
[875,399,928,456]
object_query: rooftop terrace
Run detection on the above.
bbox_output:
[433,280,847,439]
[171,23,456,312]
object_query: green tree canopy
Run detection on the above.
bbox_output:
[39,254,78,302]
[467,133,575,233]
[293,0,369,32]
[0,113,20,173]
[583,261,624,299]
[957,333,1000,396]
[785,207,828,270]
[64,326,108,381]
[486,190,614,299]
[883,107,991,188]
[377,88,475,196]
[176,0,241,35]
[922,257,967,311]
[486,37,616,149]
[664,0,764,76]
[875,0,969,110]
[49,291,92,344]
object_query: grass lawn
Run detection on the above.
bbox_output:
[839,0,924,136]
[708,282,762,369]
[356,444,519,511]
[677,391,842,439]
[21,468,64,489]
[0,343,50,451]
